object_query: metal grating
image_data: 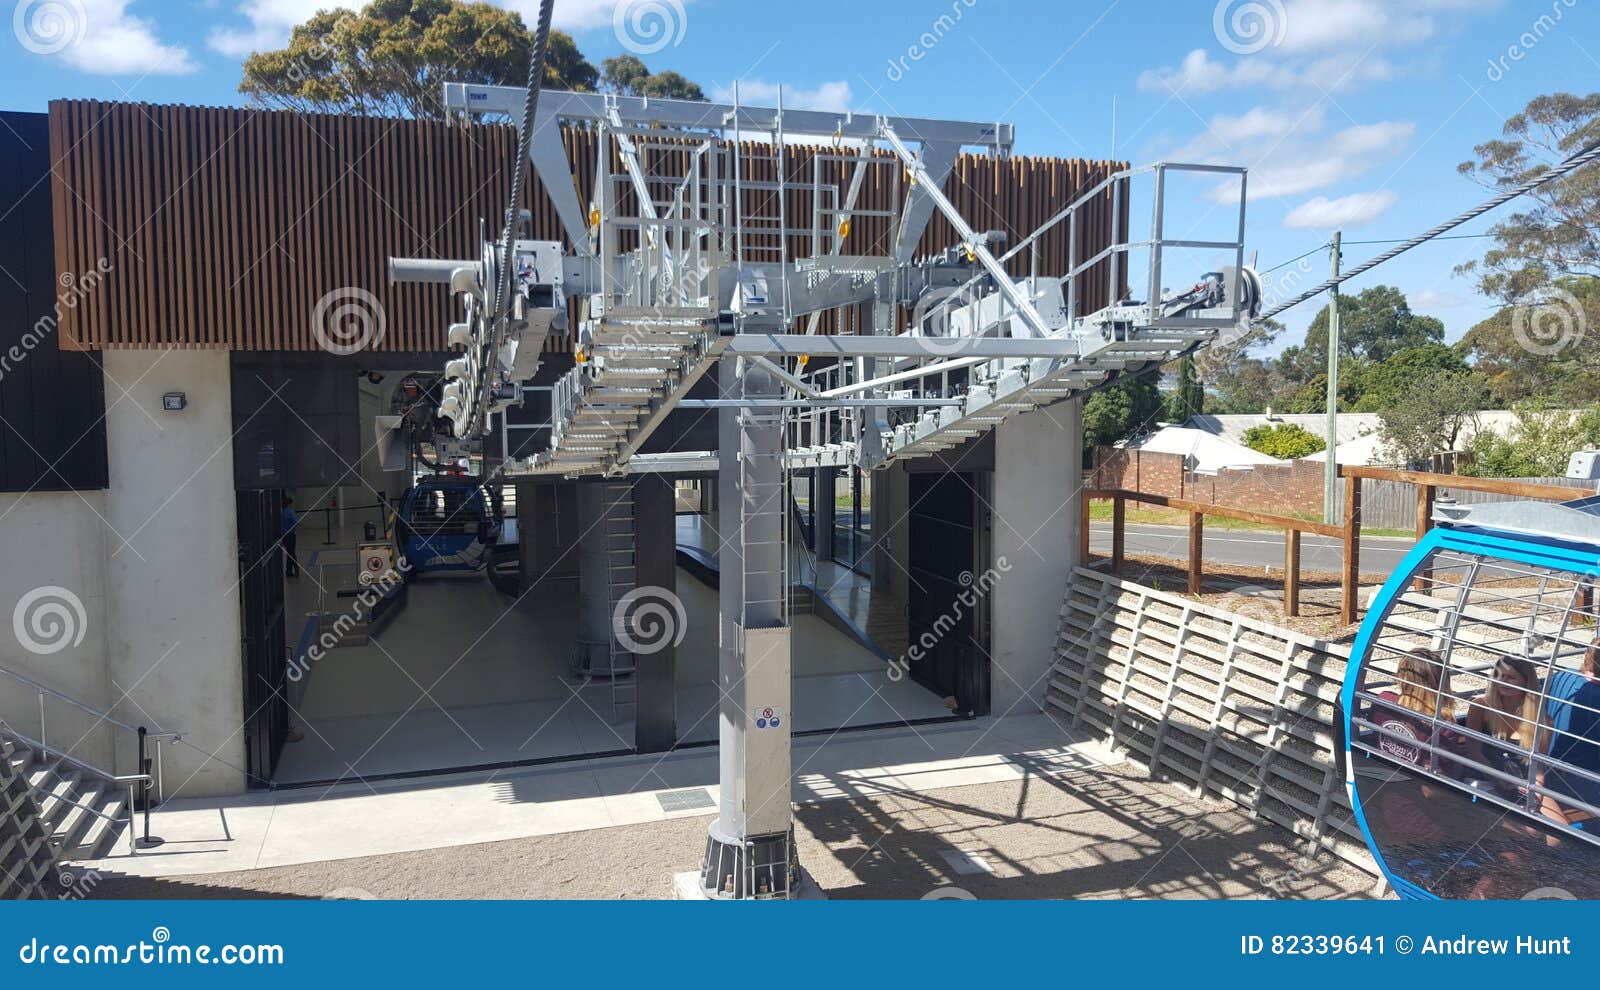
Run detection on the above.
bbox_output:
[655,787,716,813]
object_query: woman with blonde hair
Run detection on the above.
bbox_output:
[1373,647,1461,771]
[1468,656,1541,749]
[1465,656,1541,797]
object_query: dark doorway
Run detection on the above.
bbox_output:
[907,472,987,715]
[236,489,289,786]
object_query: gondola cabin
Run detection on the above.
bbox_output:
[1341,464,1600,899]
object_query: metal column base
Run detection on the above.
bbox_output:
[696,819,801,899]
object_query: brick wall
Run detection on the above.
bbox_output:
[1091,447,1327,516]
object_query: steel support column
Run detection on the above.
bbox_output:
[701,356,798,898]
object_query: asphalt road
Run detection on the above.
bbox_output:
[1088,522,1416,573]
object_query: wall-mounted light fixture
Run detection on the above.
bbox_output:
[162,392,187,412]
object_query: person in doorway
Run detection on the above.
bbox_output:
[282,494,301,578]
[1536,639,1600,830]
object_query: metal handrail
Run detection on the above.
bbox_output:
[0,662,180,742]
[1,725,151,787]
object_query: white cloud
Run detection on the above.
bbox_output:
[1283,190,1398,229]
[1138,48,1394,95]
[16,0,196,75]
[1173,108,1414,202]
[1411,289,1468,309]
[208,0,326,58]
[710,80,853,114]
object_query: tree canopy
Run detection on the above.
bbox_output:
[601,55,705,100]
[237,1,707,118]
[1456,91,1600,304]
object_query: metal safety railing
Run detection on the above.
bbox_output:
[0,662,179,853]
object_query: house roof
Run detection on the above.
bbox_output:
[1120,426,1284,474]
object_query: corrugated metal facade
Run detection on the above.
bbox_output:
[47,99,1126,353]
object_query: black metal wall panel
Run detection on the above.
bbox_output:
[0,111,107,492]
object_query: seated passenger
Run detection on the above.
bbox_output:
[1372,648,1463,772]
[1537,641,1600,828]
[1465,656,1541,792]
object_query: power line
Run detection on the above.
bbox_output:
[1257,133,1600,322]
[1261,242,1330,274]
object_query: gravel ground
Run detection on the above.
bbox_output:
[84,761,1375,901]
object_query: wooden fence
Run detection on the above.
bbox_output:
[1047,567,1375,873]
[1353,476,1591,531]
[1085,466,1594,627]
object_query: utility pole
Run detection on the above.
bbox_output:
[1323,231,1342,525]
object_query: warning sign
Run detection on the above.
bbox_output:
[753,705,784,730]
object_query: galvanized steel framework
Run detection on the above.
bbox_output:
[392,85,1257,898]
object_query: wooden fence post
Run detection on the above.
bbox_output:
[1188,510,1204,595]
[1112,496,1125,575]
[1284,529,1301,618]
[1079,491,1091,566]
[1413,483,1434,592]
[1341,473,1362,626]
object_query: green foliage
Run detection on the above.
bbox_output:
[1458,276,1600,405]
[1164,357,1205,421]
[1349,343,1470,412]
[1377,370,1491,469]
[1279,285,1446,382]
[1194,318,1284,414]
[239,0,602,118]
[1456,92,1600,304]
[1462,403,1600,477]
[601,55,705,100]
[1083,375,1163,450]
[1241,423,1325,459]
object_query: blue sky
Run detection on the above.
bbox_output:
[4,0,1596,353]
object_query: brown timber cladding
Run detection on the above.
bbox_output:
[47,99,1126,352]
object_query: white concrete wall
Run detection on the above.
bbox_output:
[989,400,1081,716]
[101,349,245,797]
[0,491,117,769]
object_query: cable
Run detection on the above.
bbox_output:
[1340,232,1496,247]
[1257,134,1600,323]
[1260,241,1330,275]
[469,0,555,438]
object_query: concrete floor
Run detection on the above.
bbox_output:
[81,716,1375,899]
[275,537,949,784]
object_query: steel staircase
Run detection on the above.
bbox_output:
[0,664,177,860]
[2,734,131,860]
